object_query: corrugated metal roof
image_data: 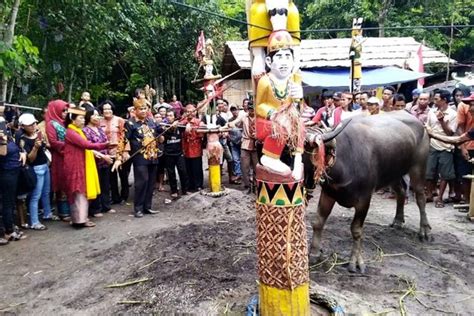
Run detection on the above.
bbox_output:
[223,37,455,72]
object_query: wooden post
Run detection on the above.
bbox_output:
[207,132,222,193]
[349,18,363,93]
[256,166,309,315]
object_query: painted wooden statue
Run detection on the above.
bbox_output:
[349,17,363,93]
[248,0,310,315]
[248,0,301,79]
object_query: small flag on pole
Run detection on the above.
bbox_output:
[417,43,424,89]
[194,31,206,61]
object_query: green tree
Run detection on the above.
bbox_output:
[0,0,39,102]
[300,0,473,63]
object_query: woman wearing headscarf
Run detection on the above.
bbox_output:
[64,107,109,228]
[45,100,71,220]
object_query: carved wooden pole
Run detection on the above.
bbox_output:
[349,18,363,93]
[249,0,310,314]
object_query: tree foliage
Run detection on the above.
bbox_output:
[1,0,472,108]
[300,0,473,62]
[6,0,243,108]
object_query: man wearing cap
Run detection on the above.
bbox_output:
[367,97,381,115]
[153,97,171,114]
[113,99,162,218]
[255,30,304,179]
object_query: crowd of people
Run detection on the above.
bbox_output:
[307,86,474,209]
[1,85,473,245]
[0,89,259,245]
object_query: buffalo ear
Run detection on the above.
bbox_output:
[322,119,351,143]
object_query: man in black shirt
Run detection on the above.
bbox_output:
[113,99,162,218]
[163,110,189,199]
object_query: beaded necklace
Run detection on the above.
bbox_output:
[269,75,289,100]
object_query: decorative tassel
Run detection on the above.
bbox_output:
[311,136,326,183]
[271,101,302,151]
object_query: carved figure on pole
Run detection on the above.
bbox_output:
[256,30,304,180]
[248,0,301,79]
[349,18,363,93]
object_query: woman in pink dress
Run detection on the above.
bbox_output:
[63,107,108,228]
[45,100,70,220]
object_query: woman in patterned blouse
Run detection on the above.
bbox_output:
[83,109,115,217]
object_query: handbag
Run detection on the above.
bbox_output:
[17,165,37,194]
[44,148,52,165]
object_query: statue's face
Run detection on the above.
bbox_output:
[205,85,215,98]
[266,49,294,79]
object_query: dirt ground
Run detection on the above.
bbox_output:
[1,180,474,315]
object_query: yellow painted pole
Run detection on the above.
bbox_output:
[206,132,222,193]
[209,164,221,193]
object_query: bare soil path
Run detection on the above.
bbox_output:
[1,187,473,315]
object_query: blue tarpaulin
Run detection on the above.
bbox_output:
[301,66,431,90]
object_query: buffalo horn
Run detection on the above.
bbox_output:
[321,119,352,143]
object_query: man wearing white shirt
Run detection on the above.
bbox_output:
[425,89,458,207]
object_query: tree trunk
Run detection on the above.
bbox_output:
[378,0,392,37]
[378,20,385,37]
[1,0,21,102]
[8,79,15,102]
[178,69,182,100]
[68,68,75,103]
[153,77,159,103]
[446,16,454,81]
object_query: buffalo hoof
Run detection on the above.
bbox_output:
[390,219,404,229]
[308,249,323,265]
[418,231,434,242]
[418,225,432,242]
[348,262,357,273]
[348,262,367,274]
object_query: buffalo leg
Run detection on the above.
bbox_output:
[348,198,370,274]
[310,190,336,260]
[390,180,406,229]
[410,165,432,241]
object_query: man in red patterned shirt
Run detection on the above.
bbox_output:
[181,104,205,191]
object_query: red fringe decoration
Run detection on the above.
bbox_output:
[311,138,326,182]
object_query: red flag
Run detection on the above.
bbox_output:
[194,31,206,61]
[417,43,424,89]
